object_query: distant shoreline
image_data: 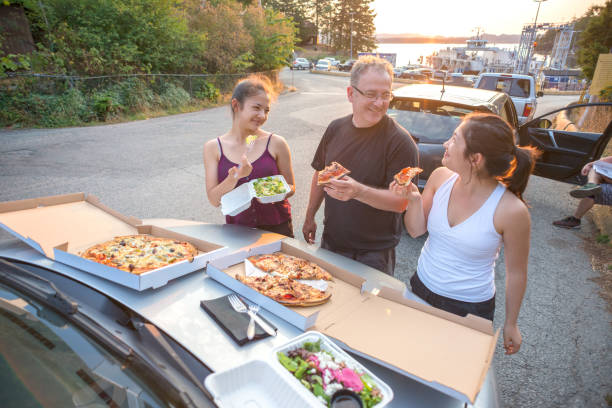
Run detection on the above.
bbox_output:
[376,35,521,44]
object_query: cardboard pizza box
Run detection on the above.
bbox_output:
[206,239,497,405]
[0,193,229,291]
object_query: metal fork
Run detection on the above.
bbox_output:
[246,302,277,337]
[228,294,255,340]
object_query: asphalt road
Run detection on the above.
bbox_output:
[0,69,609,407]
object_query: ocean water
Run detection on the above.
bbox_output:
[375,42,518,67]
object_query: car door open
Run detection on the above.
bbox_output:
[518,103,612,184]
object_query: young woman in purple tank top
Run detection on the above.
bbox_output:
[391,113,538,355]
[203,74,295,237]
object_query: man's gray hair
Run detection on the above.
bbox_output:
[350,56,393,88]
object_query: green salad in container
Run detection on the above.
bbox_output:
[277,340,383,407]
[253,177,287,197]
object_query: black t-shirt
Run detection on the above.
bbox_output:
[311,114,419,251]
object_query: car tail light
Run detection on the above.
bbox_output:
[523,103,533,117]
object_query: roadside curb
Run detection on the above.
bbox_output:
[309,70,426,85]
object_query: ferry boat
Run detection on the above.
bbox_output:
[428,37,516,75]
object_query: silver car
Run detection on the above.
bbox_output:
[291,57,311,70]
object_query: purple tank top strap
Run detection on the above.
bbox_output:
[266,133,273,151]
[217,137,224,157]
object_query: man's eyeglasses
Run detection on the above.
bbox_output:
[352,86,393,101]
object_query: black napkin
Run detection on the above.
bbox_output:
[200,295,276,346]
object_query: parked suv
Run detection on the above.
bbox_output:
[291,57,311,70]
[314,59,332,71]
[388,83,612,189]
[474,73,539,124]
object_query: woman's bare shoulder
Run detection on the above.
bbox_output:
[427,167,454,188]
[268,132,290,152]
[203,137,222,159]
[495,191,531,232]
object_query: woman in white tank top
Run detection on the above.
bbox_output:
[391,113,538,355]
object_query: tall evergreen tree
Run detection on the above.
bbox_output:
[308,0,332,48]
[328,0,375,55]
[263,0,311,43]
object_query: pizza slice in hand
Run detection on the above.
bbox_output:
[393,167,423,186]
[317,161,351,185]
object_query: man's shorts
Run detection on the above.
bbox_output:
[594,183,612,206]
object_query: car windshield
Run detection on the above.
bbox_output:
[0,283,167,408]
[389,109,461,143]
[477,76,531,98]
[387,98,486,143]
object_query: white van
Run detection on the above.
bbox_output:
[474,73,539,124]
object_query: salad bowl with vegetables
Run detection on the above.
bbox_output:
[273,331,393,408]
[249,175,290,204]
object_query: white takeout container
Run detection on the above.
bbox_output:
[221,175,290,216]
[272,331,394,407]
[204,359,315,408]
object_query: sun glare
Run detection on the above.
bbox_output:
[373,0,607,36]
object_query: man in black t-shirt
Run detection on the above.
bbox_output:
[302,56,418,275]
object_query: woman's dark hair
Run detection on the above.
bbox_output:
[461,112,539,202]
[231,74,277,116]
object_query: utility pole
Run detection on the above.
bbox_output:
[527,0,547,74]
[349,12,355,60]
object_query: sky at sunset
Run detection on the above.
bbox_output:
[373,0,607,37]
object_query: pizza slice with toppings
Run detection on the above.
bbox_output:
[317,161,351,185]
[235,274,330,306]
[393,167,423,186]
[248,253,333,281]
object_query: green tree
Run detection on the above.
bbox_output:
[243,5,296,70]
[328,0,376,55]
[577,0,612,80]
[186,0,254,73]
[18,0,204,75]
[307,0,332,49]
[262,0,310,44]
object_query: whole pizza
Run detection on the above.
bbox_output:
[236,274,331,306]
[81,235,199,274]
[247,252,333,281]
[317,161,350,185]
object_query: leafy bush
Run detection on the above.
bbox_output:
[0,87,88,127]
[91,90,123,121]
[112,77,156,111]
[194,81,220,102]
[599,85,612,102]
[158,83,191,109]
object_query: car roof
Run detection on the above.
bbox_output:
[393,84,503,106]
[478,72,532,79]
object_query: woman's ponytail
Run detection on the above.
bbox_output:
[502,145,539,202]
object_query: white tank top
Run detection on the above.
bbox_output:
[417,173,505,302]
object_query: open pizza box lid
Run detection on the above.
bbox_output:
[206,239,498,405]
[0,193,230,291]
[220,175,290,216]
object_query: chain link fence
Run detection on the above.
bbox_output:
[1,70,282,127]
[2,70,281,97]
